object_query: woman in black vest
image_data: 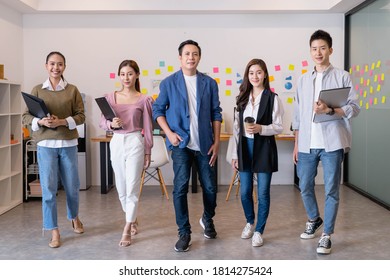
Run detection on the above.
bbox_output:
[231,58,284,247]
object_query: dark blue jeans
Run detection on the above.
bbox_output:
[171,147,217,235]
[239,137,272,234]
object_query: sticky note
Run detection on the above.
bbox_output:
[365,65,369,72]
[275,65,281,71]
[226,68,232,74]
[213,67,219,73]
[374,75,378,82]
[371,63,375,70]
[167,66,174,72]
[381,73,385,81]
[374,98,378,105]
[360,77,364,84]
[152,94,158,100]
[114,82,121,88]
[226,80,232,86]
[363,91,367,98]
[225,90,231,96]
[355,84,359,91]
[142,70,148,76]
[377,84,381,92]
[287,97,294,104]
[359,100,363,107]
[369,70,373,77]
[349,68,352,74]
[366,102,369,110]
[214,78,220,84]
[155,69,161,75]
[356,65,360,71]
[141,88,148,94]
[302,69,307,74]
[382,96,386,104]
[110,73,115,79]
[302,60,308,67]
[370,86,373,94]
[376,60,381,68]
[269,75,275,82]
[159,61,165,67]
[270,88,275,92]
[288,64,295,71]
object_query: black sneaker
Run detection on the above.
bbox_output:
[317,235,332,254]
[199,217,217,239]
[300,217,323,239]
[174,234,191,252]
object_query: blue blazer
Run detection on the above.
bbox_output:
[152,70,222,155]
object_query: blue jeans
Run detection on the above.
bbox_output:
[297,149,344,235]
[37,146,80,230]
[171,147,217,235]
[239,137,272,234]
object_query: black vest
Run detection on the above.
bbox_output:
[237,89,278,173]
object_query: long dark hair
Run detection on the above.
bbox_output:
[236,58,270,112]
[46,51,66,81]
[117,59,141,92]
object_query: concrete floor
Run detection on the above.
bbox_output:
[0,184,389,260]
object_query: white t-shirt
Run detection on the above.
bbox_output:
[310,72,325,148]
[184,74,200,151]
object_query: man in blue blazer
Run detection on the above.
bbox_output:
[153,39,222,252]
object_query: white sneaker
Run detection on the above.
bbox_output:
[252,232,263,247]
[241,223,254,239]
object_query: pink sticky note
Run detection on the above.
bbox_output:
[271,88,275,92]
[369,98,373,105]
[213,67,219,73]
[110,73,115,79]
[369,70,373,77]
[226,80,232,86]
[355,84,359,91]
[275,65,281,71]
[302,60,308,67]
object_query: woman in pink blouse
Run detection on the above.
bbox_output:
[99,60,153,247]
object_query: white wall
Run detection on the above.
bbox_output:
[0,3,23,83]
[21,13,345,186]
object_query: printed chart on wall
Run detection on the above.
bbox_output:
[107,59,312,134]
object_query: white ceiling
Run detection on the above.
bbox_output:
[0,0,367,14]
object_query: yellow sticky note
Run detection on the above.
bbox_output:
[365,65,369,72]
[214,78,220,84]
[367,79,370,86]
[142,70,148,76]
[374,97,378,105]
[114,81,121,88]
[359,100,363,107]
[302,69,308,74]
[225,68,232,74]
[167,66,174,72]
[370,86,373,94]
[376,60,381,68]
[287,97,294,104]
[155,69,161,75]
[377,84,381,92]
[382,96,386,104]
[349,68,352,74]
[141,88,148,94]
[356,65,360,71]
[371,62,375,70]
[374,75,378,82]
[381,73,385,81]
[365,102,369,110]
[225,90,231,96]
[363,91,367,98]
[288,64,295,71]
[269,75,275,82]
[360,77,364,84]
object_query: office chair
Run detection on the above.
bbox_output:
[139,135,169,200]
[225,135,257,203]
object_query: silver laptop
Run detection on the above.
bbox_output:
[313,87,351,123]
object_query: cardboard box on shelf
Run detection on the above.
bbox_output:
[29,179,42,196]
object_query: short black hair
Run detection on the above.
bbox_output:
[310,30,332,48]
[178,39,201,56]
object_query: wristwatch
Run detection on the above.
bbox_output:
[326,107,335,115]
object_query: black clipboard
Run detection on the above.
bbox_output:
[313,87,350,123]
[21,92,51,119]
[95,97,116,121]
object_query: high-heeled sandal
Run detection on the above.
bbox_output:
[131,222,138,236]
[72,217,84,234]
[119,234,131,247]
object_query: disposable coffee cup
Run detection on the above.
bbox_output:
[244,116,255,130]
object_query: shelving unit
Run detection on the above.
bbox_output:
[25,139,41,200]
[0,80,23,215]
